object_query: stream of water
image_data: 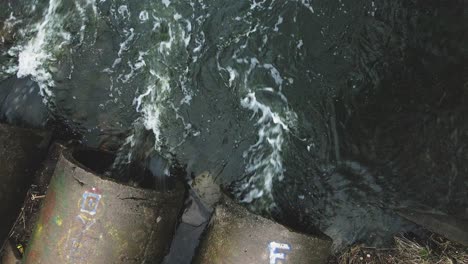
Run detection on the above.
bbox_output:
[0,0,466,251]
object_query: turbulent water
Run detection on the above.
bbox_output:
[0,0,466,250]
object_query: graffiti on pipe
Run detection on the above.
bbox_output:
[80,189,102,216]
[268,241,291,264]
[66,187,102,261]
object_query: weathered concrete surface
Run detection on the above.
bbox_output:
[33,142,68,190]
[194,198,332,264]
[0,124,50,244]
[2,142,67,260]
[23,148,185,264]
[397,208,468,246]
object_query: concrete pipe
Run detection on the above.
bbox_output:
[1,142,67,261]
[23,148,185,264]
[194,198,332,264]
[0,124,50,244]
[1,239,21,264]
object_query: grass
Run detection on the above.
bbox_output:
[333,234,468,264]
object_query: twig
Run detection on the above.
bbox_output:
[31,194,46,200]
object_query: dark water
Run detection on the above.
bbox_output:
[0,0,466,251]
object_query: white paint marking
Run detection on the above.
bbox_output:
[269,241,291,264]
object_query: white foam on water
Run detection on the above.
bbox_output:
[4,12,22,30]
[15,0,70,99]
[250,0,268,10]
[216,52,240,88]
[183,20,192,47]
[262,64,283,87]
[162,0,171,8]
[134,85,152,112]
[226,21,298,207]
[117,5,130,20]
[240,91,291,204]
[158,26,174,54]
[273,16,283,32]
[236,57,290,204]
[123,134,136,163]
[133,73,172,150]
[11,0,97,100]
[139,10,149,22]
[179,67,194,105]
[74,0,98,44]
[129,14,189,150]
[299,0,315,13]
[118,51,148,83]
[226,66,238,87]
[117,28,135,57]
[192,31,205,59]
[0,13,22,79]
[109,6,195,169]
[297,39,303,49]
[173,13,182,20]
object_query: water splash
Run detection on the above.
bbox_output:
[135,75,171,150]
[108,1,194,176]
[238,91,290,207]
[15,0,70,99]
[10,0,98,101]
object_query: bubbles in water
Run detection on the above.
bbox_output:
[16,0,70,99]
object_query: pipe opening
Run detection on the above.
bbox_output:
[72,149,116,175]
[70,148,180,191]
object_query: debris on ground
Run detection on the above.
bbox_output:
[332,234,468,264]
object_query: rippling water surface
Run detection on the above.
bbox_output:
[0,0,466,250]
